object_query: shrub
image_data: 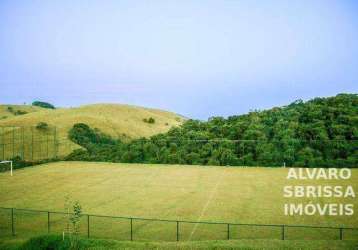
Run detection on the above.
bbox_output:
[143,117,155,124]
[14,110,28,115]
[68,123,93,145]
[10,156,34,169]
[63,199,82,250]
[69,123,116,146]
[7,106,28,116]
[32,101,55,109]
[65,149,90,161]
[36,122,49,130]
[7,156,57,170]
[18,235,71,250]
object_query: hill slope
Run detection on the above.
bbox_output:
[0,104,184,140]
[0,104,184,160]
[0,105,45,120]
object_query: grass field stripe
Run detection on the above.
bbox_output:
[188,169,226,240]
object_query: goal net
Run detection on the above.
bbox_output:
[0,161,13,176]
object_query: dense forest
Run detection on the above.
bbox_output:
[66,94,357,167]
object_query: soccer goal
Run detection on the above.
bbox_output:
[0,160,13,176]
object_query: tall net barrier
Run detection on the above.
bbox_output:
[0,126,79,161]
[0,126,58,161]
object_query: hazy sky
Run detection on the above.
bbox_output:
[1,1,357,119]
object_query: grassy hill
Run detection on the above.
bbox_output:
[0,105,45,120]
[0,162,357,242]
[0,104,184,140]
[0,104,184,160]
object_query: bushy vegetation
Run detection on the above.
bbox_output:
[0,156,58,171]
[35,122,49,130]
[0,156,37,172]
[68,123,116,146]
[18,235,71,250]
[7,106,28,116]
[32,101,55,109]
[143,117,156,124]
[14,110,28,115]
[66,94,357,167]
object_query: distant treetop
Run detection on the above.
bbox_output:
[32,101,55,109]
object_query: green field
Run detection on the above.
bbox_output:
[0,162,357,243]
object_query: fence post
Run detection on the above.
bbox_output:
[46,133,49,159]
[130,218,133,241]
[87,215,90,238]
[227,224,230,240]
[176,221,179,241]
[21,127,25,160]
[281,225,285,240]
[12,127,15,158]
[54,127,58,159]
[2,127,4,159]
[339,228,343,240]
[242,142,245,165]
[48,211,50,233]
[11,208,15,236]
[31,127,34,161]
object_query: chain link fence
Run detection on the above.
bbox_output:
[0,126,79,162]
[0,126,58,161]
[1,207,357,241]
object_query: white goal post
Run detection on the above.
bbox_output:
[0,160,13,176]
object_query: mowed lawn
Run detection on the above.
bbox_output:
[0,161,357,242]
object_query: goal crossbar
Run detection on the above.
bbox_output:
[0,160,13,176]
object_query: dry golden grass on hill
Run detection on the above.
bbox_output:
[0,105,45,120]
[0,103,184,140]
[0,104,184,160]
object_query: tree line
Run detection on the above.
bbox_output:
[66,94,357,167]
